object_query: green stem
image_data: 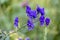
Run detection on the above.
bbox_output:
[44,27,48,40]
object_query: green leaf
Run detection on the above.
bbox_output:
[0,0,8,4]
[5,36,10,40]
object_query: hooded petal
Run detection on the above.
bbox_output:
[14,17,19,27]
[39,15,45,26]
[27,19,34,31]
[37,6,45,15]
[27,10,37,19]
[45,18,50,26]
[26,5,31,13]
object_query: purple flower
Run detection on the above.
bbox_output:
[26,5,37,19]
[39,15,45,26]
[36,6,45,15]
[36,6,40,13]
[14,22,18,27]
[27,19,34,31]
[25,37,30,40]
[45,18,50,26]
[14,17,19,27]
[18,38,22,40]
[26,5,31,13]
[26,10,37,19]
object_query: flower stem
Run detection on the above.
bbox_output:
[44,27,48,40]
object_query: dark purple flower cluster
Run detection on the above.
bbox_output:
[26,5,50,31]
[14,17,19,28]
[36,6,50,26]
[26,5,37,31]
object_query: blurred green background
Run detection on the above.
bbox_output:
[0,0,60,40]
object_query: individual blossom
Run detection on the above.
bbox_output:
[26,5,37,19]
[26,5,31,14]
[45,17,50,26]
[27,19,34,31]
[27,10,37,19]
[36,6,45,15]
[39,15,45,26]
[14,17,19,28]
[25,37,30,40]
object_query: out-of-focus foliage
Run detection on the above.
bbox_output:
[0,0,60,40]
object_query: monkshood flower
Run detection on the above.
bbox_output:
[26,5,37,19]
[27,10,37,19]
[39,15,45,26]
[45,17,50,26]
[27,19,34,31]
[26,5,31,14]
[14,17,19,28]
[25,37,30,40]
[36,6,45,15]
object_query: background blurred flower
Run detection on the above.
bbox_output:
[25,37,30,40]
[20,0,28,7]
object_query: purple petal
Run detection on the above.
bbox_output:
[27,19,34,31]
[14,22,18,27]
[40,8,45,15]
[26,5,31,13]
[25,37,30,40]
[14,17,19,22]
[40,21,44,26]
[27,10,37,19]
[39,15,45,26]
[39,15,45,22]
[36,6,45,15]
[36,6,41,13]
[26,5,31,10]
[45,18,50,26]
[14,17,19,27]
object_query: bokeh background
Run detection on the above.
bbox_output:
[0,0,60,40]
